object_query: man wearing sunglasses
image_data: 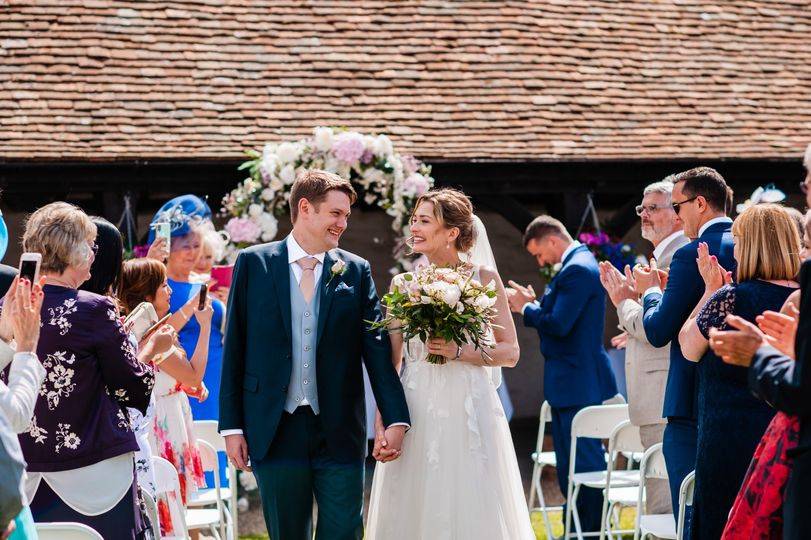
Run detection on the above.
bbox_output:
[632,167,735,533]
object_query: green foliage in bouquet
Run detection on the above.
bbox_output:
[369,264,499,365]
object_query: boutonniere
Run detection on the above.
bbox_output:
[327,258,346,285]
[539,262,562,282]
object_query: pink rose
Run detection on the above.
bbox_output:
[225,217,261,244]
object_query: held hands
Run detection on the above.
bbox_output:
[505,280,536,314]
[372,411,405,463]
[708,314,768,367]
[599,262,637,307]
[756,305,799,359]
[696,242,732,293]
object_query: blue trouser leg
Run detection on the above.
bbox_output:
[552,405,606,533]
[663,417,697,538]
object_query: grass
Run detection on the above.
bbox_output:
[237,507,639,540]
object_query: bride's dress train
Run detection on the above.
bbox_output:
[366,334,535,539]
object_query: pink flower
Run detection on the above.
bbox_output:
[332,132,366,164]
[401,155,420,176]
[225,217,261,244]
[402,173,430,197]
[133,244,150,258]
[361,149,374,164]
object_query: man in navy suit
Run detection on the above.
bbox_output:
[633,167,735,527]
[508,216,618,533]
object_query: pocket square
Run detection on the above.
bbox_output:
[335,283,354,296]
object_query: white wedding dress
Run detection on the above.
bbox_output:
[366,265,535,540]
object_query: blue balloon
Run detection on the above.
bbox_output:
[0,213,8,262]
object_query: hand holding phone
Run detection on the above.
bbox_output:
[198,283,208,311]
[19,253,41,284]
[151,221,171,256]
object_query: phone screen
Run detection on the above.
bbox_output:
[19,259,38,282]
[198,284,208,311]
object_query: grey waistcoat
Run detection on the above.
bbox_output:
[284,264,321,414]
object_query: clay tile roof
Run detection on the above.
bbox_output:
[1,1,810,162]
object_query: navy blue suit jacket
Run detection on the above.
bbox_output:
[642,221,735,420]
[218,241,410,462]
[524,244,618,408]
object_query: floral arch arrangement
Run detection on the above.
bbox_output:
[220,127,434,270]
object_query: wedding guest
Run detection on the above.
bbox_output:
[599,179,687,515]
[191,226,225,282]
[148,197,225,424]
[18,202,154,539]
[79,217,160,499]
[0,277,45,540]
[507,216,618,534]
[120,258,212,536]
[678,204,801,540]
[633,167,735,527]
[708,259,810,540]
[802,210,810,260]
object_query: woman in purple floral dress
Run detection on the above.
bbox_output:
[15,203,155,539]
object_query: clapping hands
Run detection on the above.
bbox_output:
[696,242,732,292]
[598,261,637,307]
[505,281,536,314]
[632,259,669,294]
[756,304,799,359]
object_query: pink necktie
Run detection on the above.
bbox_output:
[297,257,318,303]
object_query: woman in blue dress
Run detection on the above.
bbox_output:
[678,204,802,540]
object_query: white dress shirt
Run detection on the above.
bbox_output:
[652,230,686,263]
[522,241,581,315]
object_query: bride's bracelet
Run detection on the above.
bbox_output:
[453,345,463,361]
[480,347,493,365]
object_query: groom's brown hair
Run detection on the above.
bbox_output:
[290,169,357,222]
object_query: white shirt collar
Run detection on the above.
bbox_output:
[560,240,582,265]
[286,234,326,265]
[652,230,685,261]
[698,216,733,238]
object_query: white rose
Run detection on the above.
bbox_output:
[260,154,278,178]
[331,259,346,275]
[324,155,340,173]
[260,187,275,201]
[248,204,263,217]
[440,284,462,308]
[373,134,394,157]
[276,142,301,164]
[313,127,334,152]
[279,164,296,185]
[474,294,496,311]
[258,213,278,241]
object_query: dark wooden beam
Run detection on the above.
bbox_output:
[474,194,535,233]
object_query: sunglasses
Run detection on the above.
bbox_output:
[672,196,698,214]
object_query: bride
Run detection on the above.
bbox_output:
[366,188,535,539]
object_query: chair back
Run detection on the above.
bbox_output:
[534,401,552,455]
[35,523,104,540]
[571,404,629,440]
[676,471,696,539]
[141,490,160,540]
[194,419,239,539]
[603,393,627,405]
[640,443,668,481]
[152,456,189,537]
[608,420,644,455]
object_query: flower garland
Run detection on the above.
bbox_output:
[220,127,435,270]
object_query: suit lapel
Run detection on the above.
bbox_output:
[268,241,292,340]
[316,250,337,346]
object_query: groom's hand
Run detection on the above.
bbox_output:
[377,425,406,463]
[225,434,252,471]
[506,280,535,313]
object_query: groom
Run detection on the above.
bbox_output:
[219,169,411,540]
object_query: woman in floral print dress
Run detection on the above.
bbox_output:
[13,203,155,539]
[120,258,214,536]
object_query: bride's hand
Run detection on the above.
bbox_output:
[372,411,387,461]
[426,337,459,360]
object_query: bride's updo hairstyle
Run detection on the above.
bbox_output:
[413,188,475,252]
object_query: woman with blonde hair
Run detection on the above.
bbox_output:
[679,203,801,539]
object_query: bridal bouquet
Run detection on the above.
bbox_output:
[371,264,499,364]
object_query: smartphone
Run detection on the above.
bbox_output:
[152,221,171,253]
[198,283,208,311]
[19,253,42,284]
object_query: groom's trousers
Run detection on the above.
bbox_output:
[253,407,364,540]
[551,405,606,533]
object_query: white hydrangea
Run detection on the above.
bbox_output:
[279,164,296,185]
[313,126,334,152]
[276,142,302,164]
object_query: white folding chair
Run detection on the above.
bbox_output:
[675,471,696,540]
[600,420,645,540]
[564,403,638,540]
[186,439,225,539]
[193,419,238,540]
[141,490,160,540]
[35,522,103,540]
[635,443,691,540]
[152,455,190,540]
[528,400,560,540]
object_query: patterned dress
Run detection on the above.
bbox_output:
[693,280,797,540]
[151,367,205,536]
